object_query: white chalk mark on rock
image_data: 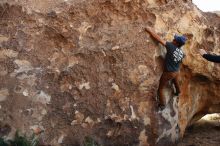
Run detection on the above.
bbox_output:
[79,82,90,90]
[0,88,9,102]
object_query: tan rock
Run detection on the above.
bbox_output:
[0,88,9,102]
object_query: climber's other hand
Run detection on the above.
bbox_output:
[199,49,207,56]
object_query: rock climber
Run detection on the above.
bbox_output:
[199,49,220,63]
[144,27,187,109]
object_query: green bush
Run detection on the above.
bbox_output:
[0,137,8,146]
[83,136,99,146]
[0,131,39,146]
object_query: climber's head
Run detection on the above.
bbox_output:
[173,34,187,47]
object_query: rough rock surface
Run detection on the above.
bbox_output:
[0,0,219,146]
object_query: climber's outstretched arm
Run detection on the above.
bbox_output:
[199,49,220,63]
[145,27,166,46]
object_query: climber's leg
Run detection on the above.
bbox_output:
[173,72,180,96]
[158,71,178,107]
[158,72,170,106]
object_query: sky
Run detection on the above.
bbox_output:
[192,0,220,12]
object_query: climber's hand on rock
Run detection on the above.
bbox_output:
[199,49,207,56]
[145,27,152,33]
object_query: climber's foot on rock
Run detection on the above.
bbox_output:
[157,103,165,111]
[174,91,180,96]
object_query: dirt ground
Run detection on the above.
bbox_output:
[177,114,220,146]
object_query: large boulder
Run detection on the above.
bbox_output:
[0,0,219,145]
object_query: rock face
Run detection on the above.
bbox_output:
[0,0,220,146]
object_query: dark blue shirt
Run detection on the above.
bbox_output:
[164,42,184,72]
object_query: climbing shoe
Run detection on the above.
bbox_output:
[158,103,165,111]
[174,91,180,96]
